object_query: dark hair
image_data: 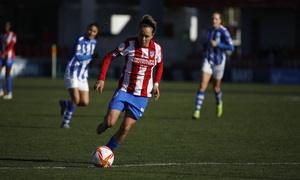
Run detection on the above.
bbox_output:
[138,14,157,34]
[87,22,108,39]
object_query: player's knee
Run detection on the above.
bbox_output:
[72,99,80,106]
[79,100,89,106]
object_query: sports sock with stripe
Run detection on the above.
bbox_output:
[195,90,205,111]
[62,100,76,125]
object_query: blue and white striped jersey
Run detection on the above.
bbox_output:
[64,34,97,80]
[204,25,234,64]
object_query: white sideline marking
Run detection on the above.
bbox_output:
[1,162,300,169]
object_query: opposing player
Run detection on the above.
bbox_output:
[94,14,163,151]
[59,22,100,128]
[0,21,17,99]
[193,12,234,119]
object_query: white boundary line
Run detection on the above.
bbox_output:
[1,162,300,169]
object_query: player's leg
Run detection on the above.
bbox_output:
[3,60,14,99]
[3,66,12,99]
[193,71,212,119]
[77,78,89,106]
[97,89,125,134]
[213,78,223,117]
[102,92,147,151]
[61,88,80,128]
[78,90,89,106]
[212,60,225,118]
[60,79,89,122]
[106,110,137,151]
[96,109,122,135]
[0,64,3,97]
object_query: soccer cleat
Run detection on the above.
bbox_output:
[3,93,12,100]
[217,101,223,117]
[59,100,66,116]
[0,90,4,97]
[193,110,200,119]
[61,123,71,129]
[96,122,109,135]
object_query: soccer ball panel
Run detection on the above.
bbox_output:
[91,146,114,168]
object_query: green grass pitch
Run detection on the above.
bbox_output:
[0,78,300,179]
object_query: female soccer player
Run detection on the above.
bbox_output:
[193,12,234,119]
[0,21,17,99]
[94,14,163,151]
[59,22,100,128]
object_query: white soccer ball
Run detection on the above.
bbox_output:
[91,146,114,168]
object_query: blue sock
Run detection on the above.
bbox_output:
[106,137,120,151]
[63,100,76,124]
[6,77,12,93]
[0,73,3,90]
[215,90,222,105]
[195,90,205,111]
[62,100,67,107]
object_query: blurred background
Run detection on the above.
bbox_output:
[1,0,300,84]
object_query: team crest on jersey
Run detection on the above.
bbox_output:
[150,51,155,58]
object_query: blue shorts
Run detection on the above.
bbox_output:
[0,59,15,67]
[108,89,149,120]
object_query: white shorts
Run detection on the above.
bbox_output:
[64,77,89,91]
[201,58,226,79]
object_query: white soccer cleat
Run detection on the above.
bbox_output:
[61,123,71,129]
[3,93,12,100]
[0,90,4,97]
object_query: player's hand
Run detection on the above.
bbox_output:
[94,80,105,94]
[210,40,218,47]
[153,85,160,101]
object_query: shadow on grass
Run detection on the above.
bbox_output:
[0,157,91,165]
[30,114,101,118]
[0,125,57,129]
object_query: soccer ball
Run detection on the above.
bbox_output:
[91,146,114,168]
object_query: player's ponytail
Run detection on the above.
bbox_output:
[138,14,157,34]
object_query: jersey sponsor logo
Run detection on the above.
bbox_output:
[150,51,155,58]
[132,57,155,66]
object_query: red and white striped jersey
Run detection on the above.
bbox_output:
[98,37,163,97]
[1,31,17,60]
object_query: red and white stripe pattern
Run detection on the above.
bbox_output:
[1,31,17,60]
[99,37,163,97]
